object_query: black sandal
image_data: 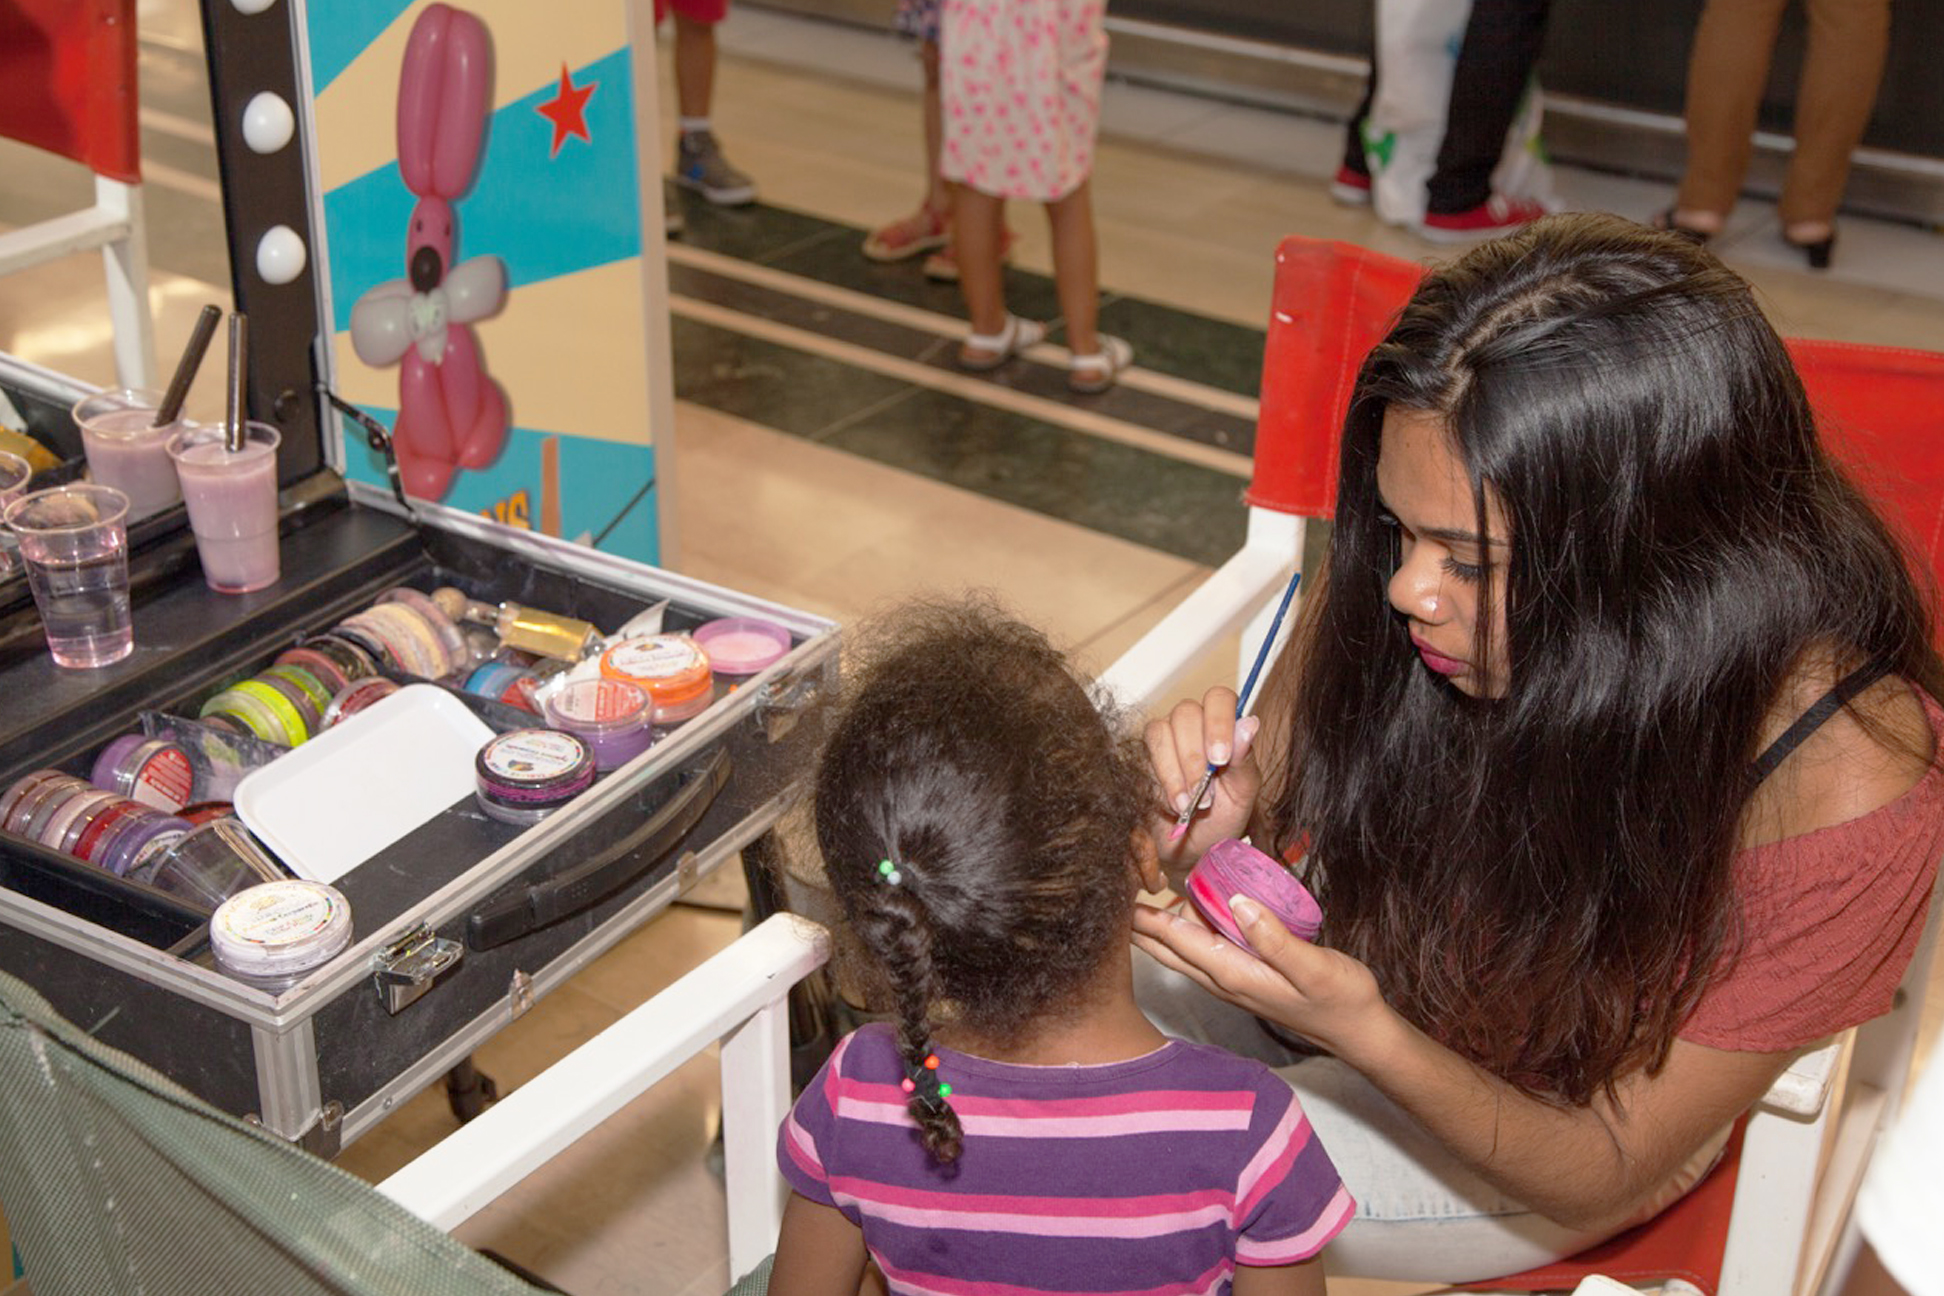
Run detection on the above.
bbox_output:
[1651,207,1716,245]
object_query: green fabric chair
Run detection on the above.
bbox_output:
[0,969,553,1296]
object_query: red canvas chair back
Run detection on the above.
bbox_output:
[0,0,142,182]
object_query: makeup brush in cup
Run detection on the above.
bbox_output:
[153,304,222,428]
[1169,568,1303,842]
[224,312,248,453]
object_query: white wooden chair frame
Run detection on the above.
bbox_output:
[0,173,158,391]
[380,912,830,1284]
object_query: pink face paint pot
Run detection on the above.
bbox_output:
[378,586,470,673]
[2,770,81,834]
[692,617,792,677]
[210,878,352,988]
[8,774,91,840]
[321,676,400,729]
[36,786,116,853]
[541,678,654,772]
[89,735,195,812]
[1184,838,1324,955]
[473,728,596,825]
[273,645,353,696]
[599,634,714,725]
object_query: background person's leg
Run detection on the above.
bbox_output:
[1425,0,1552,216]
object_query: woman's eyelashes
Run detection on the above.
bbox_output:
[1378,509,1484,585]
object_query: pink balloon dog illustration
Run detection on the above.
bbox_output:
[350,3,508,501]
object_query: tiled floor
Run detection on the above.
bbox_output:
[2,3,1943,1293]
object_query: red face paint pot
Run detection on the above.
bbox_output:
[692,617,792,677]
[1184,838,1323,955]
[72,799,154,869]
[321,676,400,730]
[473,728,596,825]
[542,678,654,772]
[91,735,196,812]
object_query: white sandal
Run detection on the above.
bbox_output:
[1068,335,1133,394]
[958,314,1046,372]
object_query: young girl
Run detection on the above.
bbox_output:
[941,0,1132,392]
[772,599,1350,1296]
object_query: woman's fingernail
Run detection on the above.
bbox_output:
[1197,791,1213,811]
[1173,792,1190,815]
[1208,740,1231,766]
[1236,716,1260,747]
[1229,895,1263,926]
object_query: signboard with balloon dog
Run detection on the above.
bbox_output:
[297,0,669,562]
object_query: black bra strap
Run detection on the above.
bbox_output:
[1748,659,1895,786]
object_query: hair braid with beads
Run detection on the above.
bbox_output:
[814,596,1151,1165]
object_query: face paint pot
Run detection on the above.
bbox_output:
[101,808,196,881]
[692,617,792,677]
[321,675,401,730]
[1184,838,1324,955]
[473,728,596,826]
[209,878,352,989]
[541,678,654,772]
[599,634,714,725]
[462,660,541,713]
[91,735,197,812]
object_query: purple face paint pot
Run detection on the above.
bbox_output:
[103,809,195,881]
[473,728,596,825]
[693,617,792,677]
[92,735,197,812]
[210,878,351,988]
[541,678,654,772]
[1184,838,1324,955]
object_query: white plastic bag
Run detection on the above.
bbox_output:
[1362,0,1556,227]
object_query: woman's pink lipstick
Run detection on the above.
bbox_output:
[1412,636,1467,677]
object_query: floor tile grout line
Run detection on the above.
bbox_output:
[670,294,1253,477]
[668,241,1262,419]
[804,382,928,446]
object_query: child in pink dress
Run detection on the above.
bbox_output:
[941,0,1132,393]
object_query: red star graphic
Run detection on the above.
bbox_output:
[536,64,595,158]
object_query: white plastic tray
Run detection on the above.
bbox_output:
[235,684,493,884]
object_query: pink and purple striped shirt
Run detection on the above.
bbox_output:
[779,1023,1353,1295]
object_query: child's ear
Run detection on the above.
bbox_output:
[1129,827,1165,895]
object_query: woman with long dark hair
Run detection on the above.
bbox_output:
[1135,212,1944,1280]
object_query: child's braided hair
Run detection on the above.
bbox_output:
[814,596,1151,1164]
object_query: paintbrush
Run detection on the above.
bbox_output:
[1169,568,1302,842]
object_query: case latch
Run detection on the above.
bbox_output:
[372,922,463,1014]
[755,668,824,742]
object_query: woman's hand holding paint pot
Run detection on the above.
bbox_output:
[1131,894,1388,1062]
[1144,687,1262,876]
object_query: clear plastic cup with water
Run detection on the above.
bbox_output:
[3,484,134,668]
[0,450,31,577]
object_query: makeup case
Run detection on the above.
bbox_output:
[0,6,835,1156]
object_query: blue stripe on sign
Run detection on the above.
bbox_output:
[304,0,421,98]
[323,46,643,334]
[341,405,659,564]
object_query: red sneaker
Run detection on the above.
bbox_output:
[1329,166,1372,207]
[1418,194,1550,243]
